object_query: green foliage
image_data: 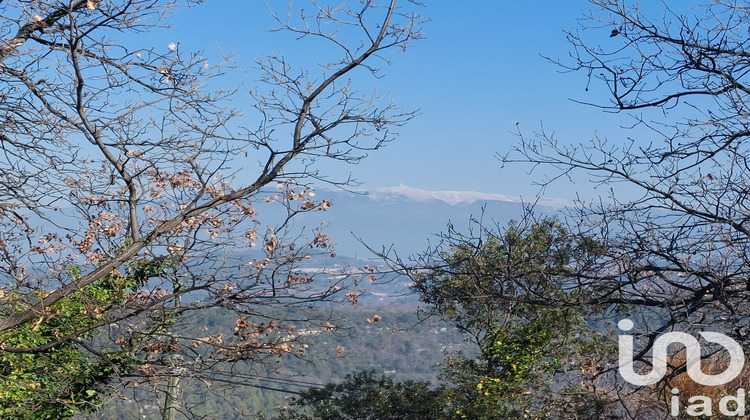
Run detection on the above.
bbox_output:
[413,217,606,419]
[450,320,563,419]
[416,218,602,329]
[268,370,451,420]
[0,258,171,419]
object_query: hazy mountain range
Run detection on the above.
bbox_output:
[298,184,565,258]
[368,184,571,208]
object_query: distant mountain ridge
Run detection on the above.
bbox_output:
[291,185,566,256]
[367,184,570,208]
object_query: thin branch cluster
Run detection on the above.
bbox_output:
[0,0,424,415]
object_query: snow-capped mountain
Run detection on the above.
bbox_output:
[368,184,570,208]
[290,185,566,256]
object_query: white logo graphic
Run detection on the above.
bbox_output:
[617,319,745,386]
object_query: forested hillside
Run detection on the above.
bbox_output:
[79,303,468,419]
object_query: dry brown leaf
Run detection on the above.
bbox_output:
[366,314,381,323]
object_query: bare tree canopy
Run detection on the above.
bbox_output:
[504,0,750,336]
[0,0,424,417]
[503,0,750,416]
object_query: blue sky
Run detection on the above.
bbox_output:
[157,1,634,202]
